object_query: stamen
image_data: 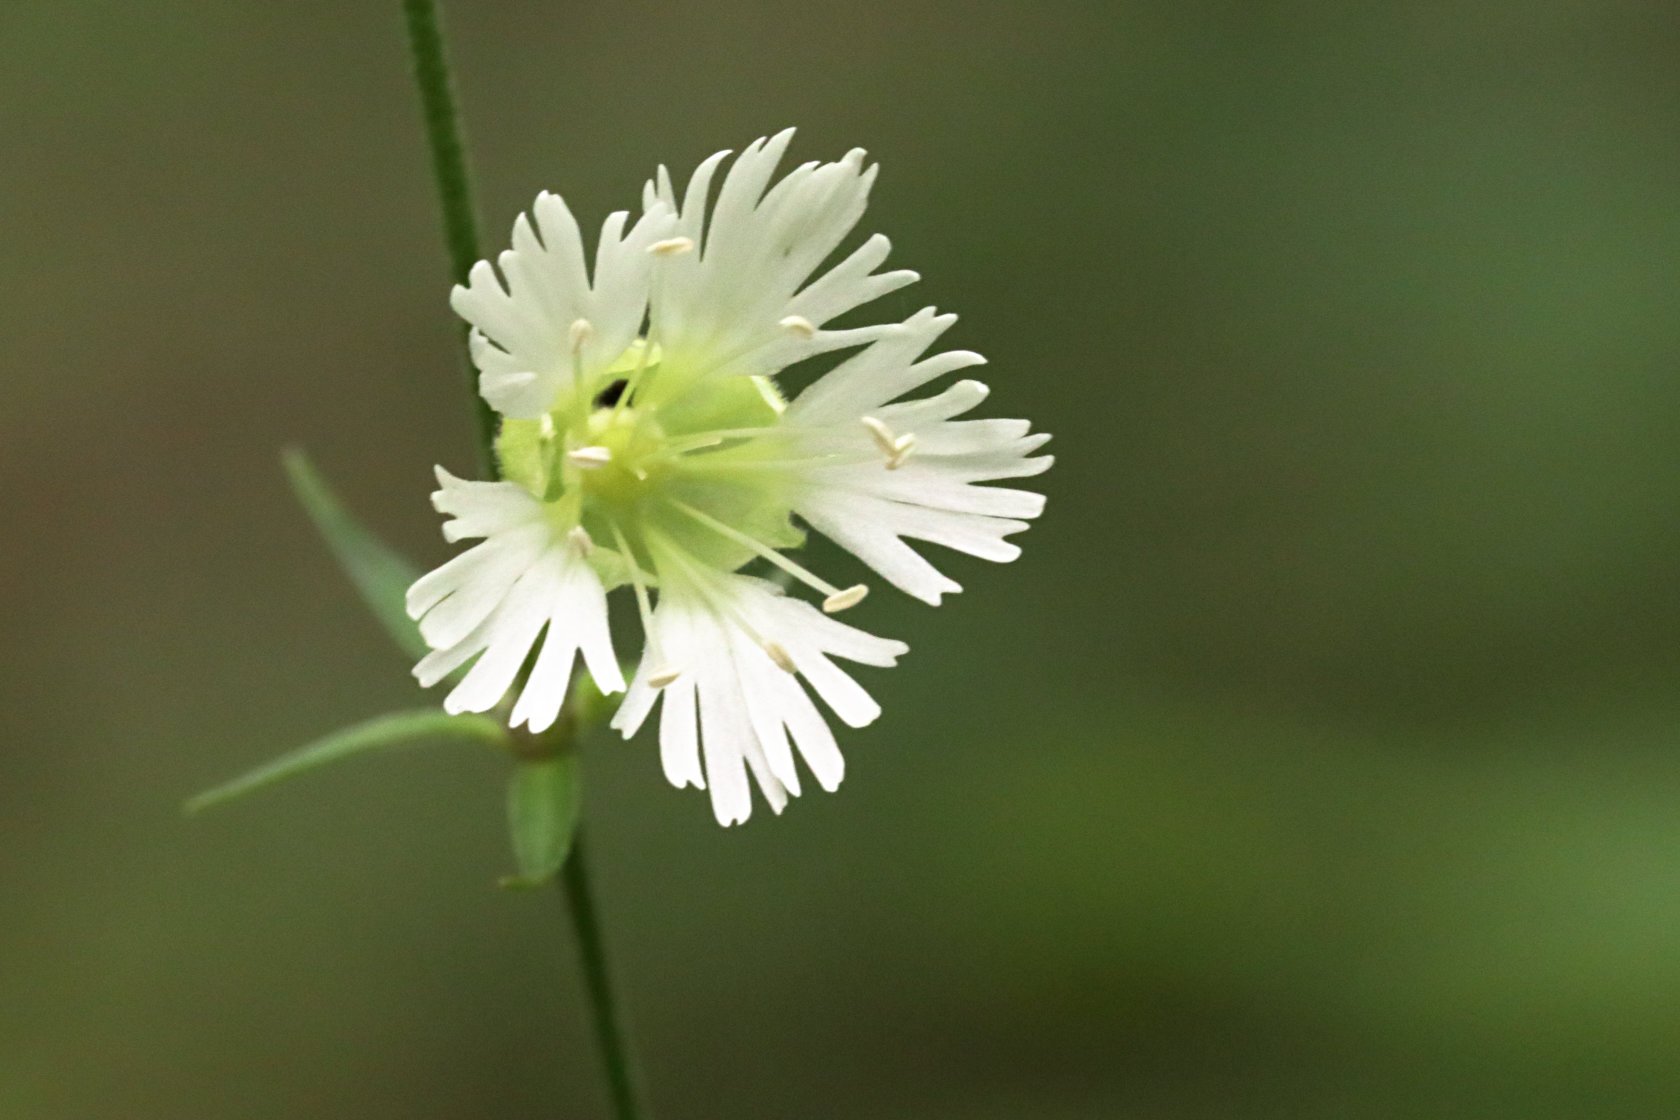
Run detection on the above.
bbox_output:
[566,525,594,557]
[763,640,797,674]
[778,314,816,339]
[664,427,777,456]
[668,434,724,454]
[568,446,613,469]
[610,519,667,679]
[862,416,916,469]
[648,236,695,257]
[679,452,881,475]
[887,432,915,470]
[538,413,557,440]
[568,318,594,351]
[665,498,851,602]
[861,415,898,457]
[648,529,801,677]
[822,585,868,613]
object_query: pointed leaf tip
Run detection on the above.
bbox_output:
[282,447,429,661]
[186,709,509,814]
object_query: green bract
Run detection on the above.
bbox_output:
[190,451,591,887]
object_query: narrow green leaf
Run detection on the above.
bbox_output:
[186,710,508,814]
[282,447,429,661]
[502,757,582,888]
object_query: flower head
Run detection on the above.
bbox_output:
[408,129,1051,824]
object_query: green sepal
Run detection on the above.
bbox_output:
[496,416,547,497]
[500,756,582,889]
[185,710,508,814]
[282,447,428,661]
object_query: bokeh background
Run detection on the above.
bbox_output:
[7,1,1680,1116]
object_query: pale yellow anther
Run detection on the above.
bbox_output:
[862,416,914,468]
[567,446,613,469]
[778,314,816,339]
[886,433,916,470]
[763,641,797,674]
[648,236,695,257]
[822,585,868,613]
[861,416,898,458]
[538,413,557,440]
[566,525,595,557]
[647,665,683,689]
[568,318,594,351]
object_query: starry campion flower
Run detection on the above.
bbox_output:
[406,129,1051,825]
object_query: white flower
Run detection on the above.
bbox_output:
[408,129,1051,824]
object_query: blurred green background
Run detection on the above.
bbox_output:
[7,1,1680,1116]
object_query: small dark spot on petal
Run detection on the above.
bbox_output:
[593,379,629,409]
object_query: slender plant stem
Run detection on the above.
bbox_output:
[561,830,649,1120]
[399,5,650,1117]
[399,0,498,476]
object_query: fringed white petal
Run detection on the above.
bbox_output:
[784,316,1051,604]
[787,233,920,327]
[784,307,984,425]
[413,524,550,650]
[795,500,965,606]
[697,657,774,825]
[611,567,905,826]
[406,472,621,716]
[442,556,559,714]
[429,466,544,542]
[727,626,803,796]
[450,194,675,419]
[647,130,915,384]
[507,550,625,733]
[658,673,704,790]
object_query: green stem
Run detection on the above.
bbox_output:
[399,5,649,1116]
[561,831,650,1120]
[400,0,498,477]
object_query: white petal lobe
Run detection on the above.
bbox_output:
[784,309,1049,603]
[406,477,621,714]
[616,562,902,825]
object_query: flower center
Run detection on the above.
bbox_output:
[492,340,808,571]
[484,335,871,641]
[573,404,667,509]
